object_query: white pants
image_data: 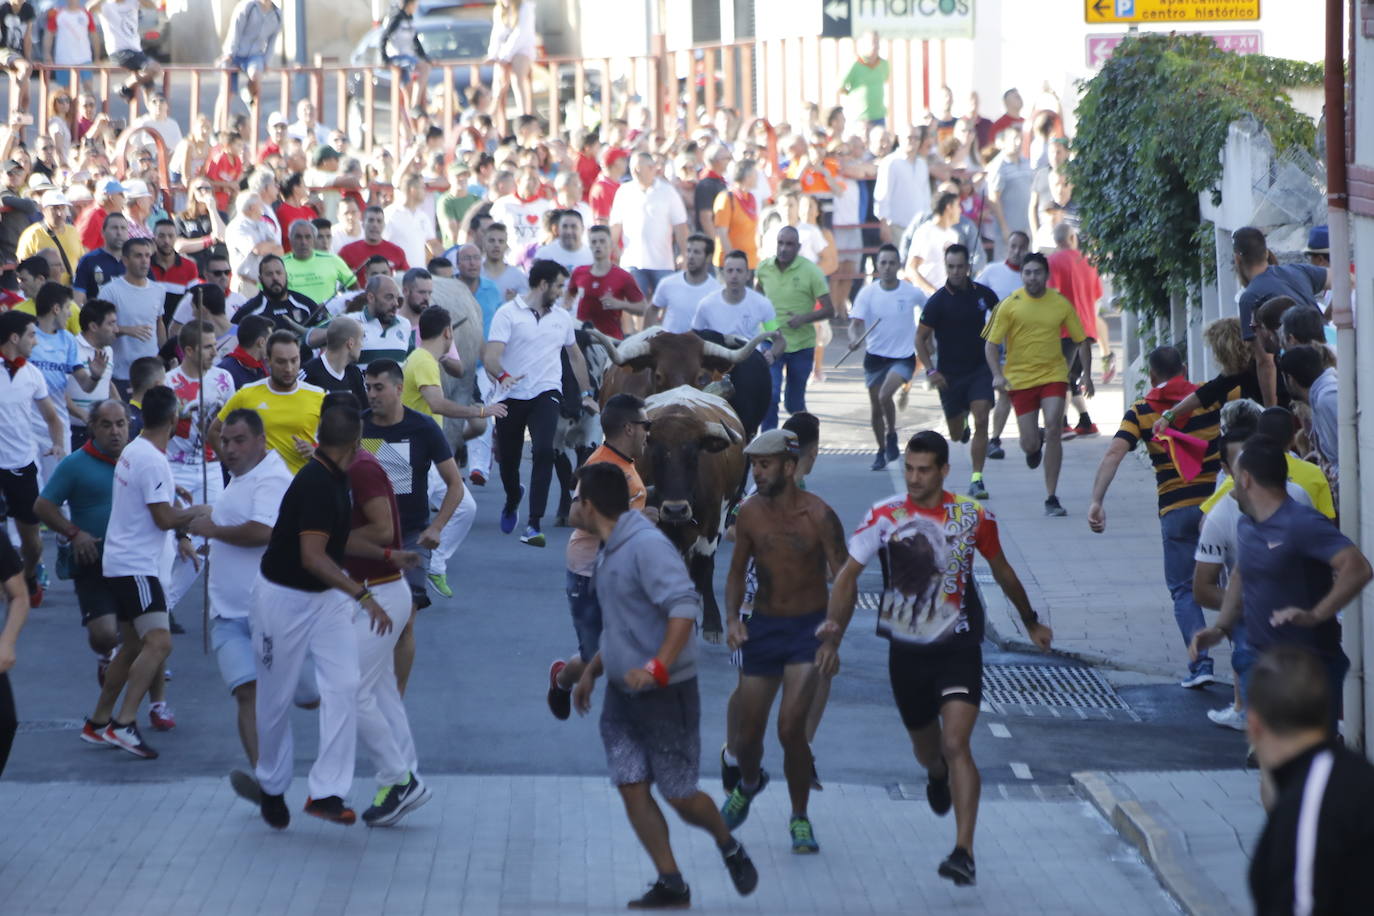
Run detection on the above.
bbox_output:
[429,467,476,576]
[166,463,225,612]
[466,371,495,477]
[252,575,360,800]
[355,578,416,787]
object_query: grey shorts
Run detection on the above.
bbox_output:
[600,677,701,799]
[401,529,432,610]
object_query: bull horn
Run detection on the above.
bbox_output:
[584,327,657,366]
[703,420,742,444]
[701,331,772,366]
[450,315,469,328]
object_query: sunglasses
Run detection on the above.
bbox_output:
[630,419,651,431]
[209,268,231,277]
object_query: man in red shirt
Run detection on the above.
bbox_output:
[574,132,600,201]
[1047,222,1104,438]
[150,218,201,324]
[589,148,628,225]
[988,88,1025,143]
[567,225,644,339]
[257,113,289,165]
[206,130,246,214]
[338,206,409,286]
[76,179,126,252]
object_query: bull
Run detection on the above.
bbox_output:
[587,327,773,440]
[429,276,488,458]
[639,385,746,643]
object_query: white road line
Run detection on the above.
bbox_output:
[988,723,1011,738]
[1010,762,1032,780]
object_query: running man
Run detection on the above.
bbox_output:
[850,243,925,471]
[819,430,1052,886]
[569,462,758,909]
[976,229,1030,460]
[917,244,1002,498]
[210,331,324,474]
[981,252,1091,516]
[721,428,849,853]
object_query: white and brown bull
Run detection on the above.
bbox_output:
[429,276,488,456]
[640,385,746,643]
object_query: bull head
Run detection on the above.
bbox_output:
[700,420,742,453]
[585,327,661,370]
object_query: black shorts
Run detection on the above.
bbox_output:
[110,49,151,72]
[936,368,995,420]
[741,610,824,678]
[108,575,168,622]
[888,642,983,731]
[1060,337,1096,397]
[0,464,39,525]
[73,568,119,626]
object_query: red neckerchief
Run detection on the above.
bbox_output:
[227,347,264,371]
[1004,260,1021,271]
[1145,376,1200,428]
[701,169,725,183]
[731,189,758,221]
[82,440,118,466]
[1,353,26,378]
[514,189,544,204]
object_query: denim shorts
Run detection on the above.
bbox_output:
[211,615,256,693]
[566,571,602,663]
[229,54,266,89]
[600,677,701,799]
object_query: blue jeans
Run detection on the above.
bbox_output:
[763,348,815,430]
[1160,506,1211,676]
[1239,645,1348,733]
[565,571,602,663]
[629,268,672,299]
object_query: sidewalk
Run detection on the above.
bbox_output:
[0,774,1177,915]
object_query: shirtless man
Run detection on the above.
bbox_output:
[721,428,849,854]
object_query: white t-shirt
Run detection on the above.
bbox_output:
[166,365,236,468]
[908,221,960,290]
[490,195,553,263]
[96,0,141,53]
[330,227,363,254]
[208,450,293,619]
[975,262,1023,302]
[171,289,247,326]
[130,116,183,157]
[382,202,437,272]
[50,6,95,66]
[691,289,775,341]
[103,436,175,578]
[608,178,688,271]
[71,333,113,426]
[850,279,926,359]
[533,241,593,272]
[483,262,529,302]
[1195,482,1312,573]
[654,271,720,334]
[100,275,166,380]
[0,362,48,470]
[487,296,576,401]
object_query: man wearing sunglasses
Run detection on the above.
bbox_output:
[546,393,652,721]
[168,254,245,347]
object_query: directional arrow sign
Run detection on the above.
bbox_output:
[1085,0,1259,23]
[822,0,852,38]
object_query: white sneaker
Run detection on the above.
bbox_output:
[1207,706,1247,731]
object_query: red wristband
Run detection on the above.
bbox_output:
[645,657,669,688]
[383,548,392,563]
[497,371,512,383]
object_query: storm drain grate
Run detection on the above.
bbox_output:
[17,718,84,733]
[818,446,881,456]
[982,665,1130,712]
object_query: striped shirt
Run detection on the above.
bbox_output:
[1115,392,1229,516]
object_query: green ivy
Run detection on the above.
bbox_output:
[1068,34,1318,319]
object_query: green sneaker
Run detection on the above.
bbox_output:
[520,526,546,548]
[720,769,768,830]
[789,815,819,854]
[427,573,453,598]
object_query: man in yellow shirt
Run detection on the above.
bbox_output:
[982,253,1092,516]
[208,331,325,473]
[402,306,502,424]
[17,191,85,289]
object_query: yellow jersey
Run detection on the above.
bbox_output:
[981,288,1085,390]
[1201,454,1336,519]
[402,347,442,420]
[217,379,325,473]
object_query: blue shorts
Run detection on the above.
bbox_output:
[566,571,602,663]
[937,367,996,419]
[863,352,916,389]
[229,54,266,90]
[741,610,824,678]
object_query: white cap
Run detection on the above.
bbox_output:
[122,178,152,199]
[64,184,93,202]
[39,190,69,207]
[267,111,288,128]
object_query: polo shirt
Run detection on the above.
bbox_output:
[486,296,576,401]
[358,313,412,369]
[207,450,293,618]
[260,453,352,592]
[73,248,124,302]
[1201,455,1335,520]
[300,354,367,404]
[919,281,1000,373]
[401,347,442,419]
[100,275,166,380]
[608,178,688,271]
[0,361,49,470]
[980,287,1085,390]
[1114,392,1224,517]
[40,442,117,538]
[217,378,325,473]
[231,289,318,333]
[755,255,830,353]
[283,251,356,306]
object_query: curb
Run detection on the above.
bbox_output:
[1073,771,1243,916]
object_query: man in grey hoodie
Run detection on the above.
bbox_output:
[571,462,758,910]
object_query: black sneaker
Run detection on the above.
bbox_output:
[363,773,432,827]
[304,795,356,825]
[627,879,691,909]
[938,846,976,886]
[260,792,289,830]
[987,437,1006,460]
[870,450,887,471]
[810,758,823,792]
[118,85,135,101]
[1026,430,1044,469]
[884,432,900,462]
[230,769,262,805]
[721,841,758,896]
[960,425,971,444]
[720,744,741,793]
[547,660,571,721]
[1044,495,1068,517]
[927,762,952,816]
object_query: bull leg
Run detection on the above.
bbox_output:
[691,552,724,644]
[553,450,574,525]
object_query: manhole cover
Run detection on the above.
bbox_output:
[982,665,1130,712]
[17,718,83,733]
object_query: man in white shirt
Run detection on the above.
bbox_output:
[533,209,593,272]
[609,152,689,298]
[90,0,162,103]
[650,234,720,333]
[71,299,119,451]
[489,166,552,261]
[383,174,437,272]
[875,126,932,243]
[0,312,67,602]
[483,260,598,547]
[905,191,963,296]
[98,237,166,398]
[225,191,283,296]
[129,93,182,157]
[188,407,295,803]
[85,385,209,760]
[287,97,330,147]
[692,250,779,346]
[855,244,926,470]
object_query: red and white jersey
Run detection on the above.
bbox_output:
[167,365,235,466]
[848,491,1000,649]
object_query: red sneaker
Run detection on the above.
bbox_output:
[469,469,486,486]
[547,659,570,721]
[80,718,113,747]
[149,702,176,731]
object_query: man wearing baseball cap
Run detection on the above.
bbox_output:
[590,147,629,224]
[16,191,83,289]
[120,179,155,240]
[258,112,290,165]
[76,179,127,252]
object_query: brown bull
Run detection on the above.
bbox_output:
[638,385,746,643]
[588,326,767,402]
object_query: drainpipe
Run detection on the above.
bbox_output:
[1327,0,1361,753]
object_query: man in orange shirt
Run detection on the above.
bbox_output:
[546,393,652,720]
[1047,222,1104,438]
[711,161,759,269]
